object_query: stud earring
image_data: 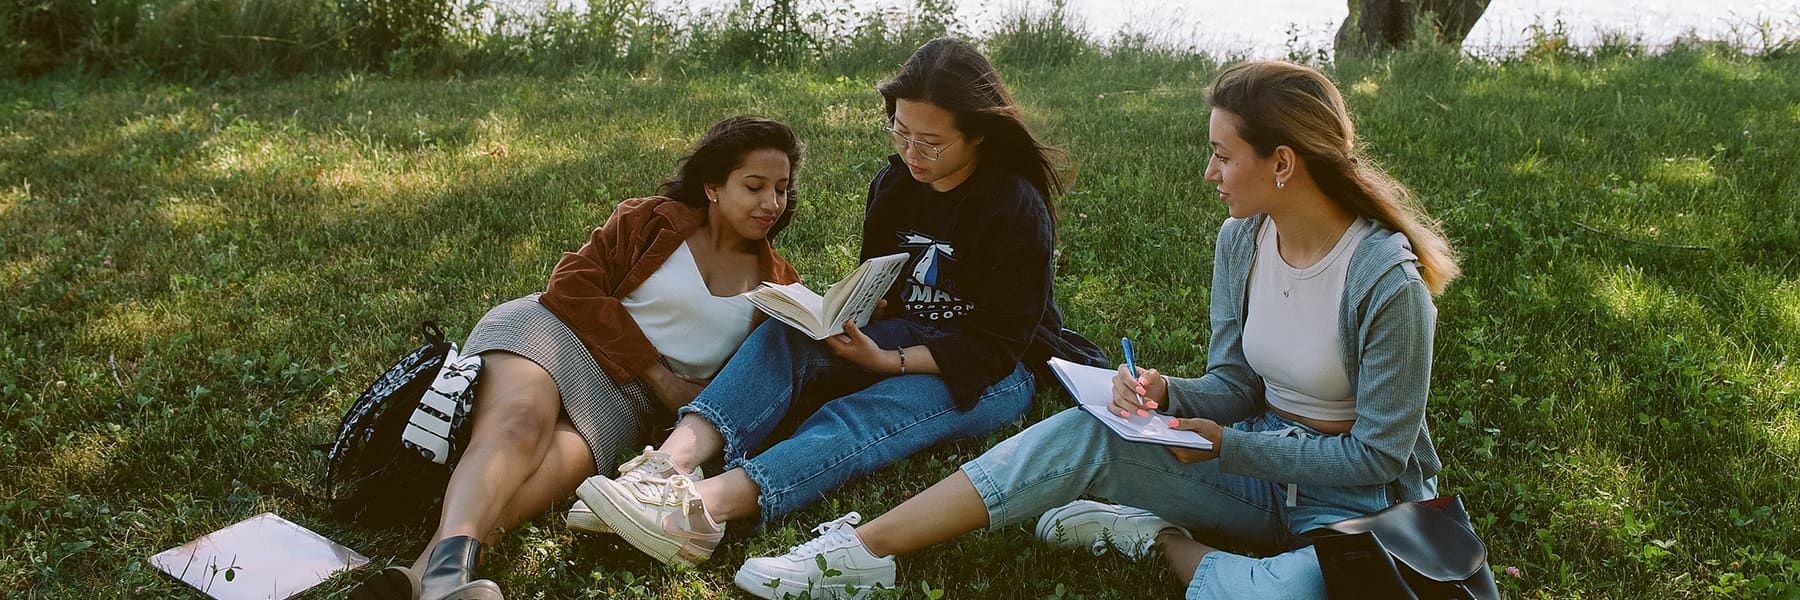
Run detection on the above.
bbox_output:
[1277,180,1286,189]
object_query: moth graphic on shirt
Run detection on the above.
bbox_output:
[897,231,975,321]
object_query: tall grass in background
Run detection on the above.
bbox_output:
[4,2,1800,598]
[0,0,975,77]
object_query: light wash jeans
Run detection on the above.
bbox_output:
[679,319,1034,524]
[962,408,1431,599]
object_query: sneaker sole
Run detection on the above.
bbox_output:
[733,568,889,600]
[566,508,612,535]
[576,478,698,566]
[1035,500,1117,547]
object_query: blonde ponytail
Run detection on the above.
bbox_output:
[1207,61,1459,294]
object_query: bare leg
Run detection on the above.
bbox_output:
[1160,534,1215,587]
[692,468,762,521]
[853,470,990,558]
[412,352,562,569]
[655,413,727,472]
[489,419,597,532]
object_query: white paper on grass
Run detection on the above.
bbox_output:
[148,512,369,600]
[1046,357,1215,451]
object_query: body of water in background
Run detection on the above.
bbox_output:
[607,0,1800,57]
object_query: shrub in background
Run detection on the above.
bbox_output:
[986,0,1092,69]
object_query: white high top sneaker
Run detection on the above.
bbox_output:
[734,512,896,599]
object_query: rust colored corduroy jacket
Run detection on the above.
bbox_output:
[539,196,800,383]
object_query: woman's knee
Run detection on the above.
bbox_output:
[471,355,563,453]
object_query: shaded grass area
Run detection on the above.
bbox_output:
[2,46,1798,598]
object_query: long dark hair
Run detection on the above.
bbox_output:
[1206,61,1458,294]
[878,37,1067,227]
[659,115,803,238]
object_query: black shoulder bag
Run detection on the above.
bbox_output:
[1312,495,1501,600]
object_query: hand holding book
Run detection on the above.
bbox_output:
[743,253,909,340]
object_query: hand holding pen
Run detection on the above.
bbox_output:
[1111,337,1169,418]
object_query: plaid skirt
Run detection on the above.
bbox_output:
[462,293,657,473]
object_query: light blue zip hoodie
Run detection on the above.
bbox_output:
[1166,213,1442,503]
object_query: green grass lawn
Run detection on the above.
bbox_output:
[3,45,1798,599]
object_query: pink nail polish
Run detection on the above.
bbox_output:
[1167,419,1179,427]
[1137,410,1149,417]
[1120,410,1129,417]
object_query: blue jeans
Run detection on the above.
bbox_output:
[679,319,1034,523]
[962,408,1430,600]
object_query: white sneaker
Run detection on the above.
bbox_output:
[565,499,610,535]
[1035,500,1190,561]
[568,464,703,535]
[734,513,896,600]
[575,447,723,565]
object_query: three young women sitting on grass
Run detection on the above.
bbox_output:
[353,37,1460,600]
[731,60,1461,599]
[349,116,803,600]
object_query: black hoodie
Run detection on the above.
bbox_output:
[860,154,1105,409]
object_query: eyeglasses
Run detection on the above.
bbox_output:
[882,123,958,161]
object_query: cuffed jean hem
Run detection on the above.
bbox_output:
[1183,547,1325,600]
[960,449,1102,532]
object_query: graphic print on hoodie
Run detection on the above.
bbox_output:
[897,231,973,321]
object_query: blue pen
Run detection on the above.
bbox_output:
[1121,337,1146,413]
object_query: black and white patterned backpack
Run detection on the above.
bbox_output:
[321,321,482,527]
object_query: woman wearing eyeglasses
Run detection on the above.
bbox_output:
[571,37,1104,572]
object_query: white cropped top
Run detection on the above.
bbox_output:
[1241,217,1371,422]
[620,242,756,379]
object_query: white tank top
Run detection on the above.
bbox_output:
[620,242,757,379]
[1241,217,1370,422]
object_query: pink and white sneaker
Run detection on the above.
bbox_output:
[575,447,722,565]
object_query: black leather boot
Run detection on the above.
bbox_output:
[417,536,503,600]
[347,565,421,600]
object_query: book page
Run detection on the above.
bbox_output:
[746,282,827,336]
[822,253,908,329]
[1047,357,1214,450]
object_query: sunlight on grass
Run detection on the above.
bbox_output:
[85,300,192,349]
[1592,264,1707,323]
[1350,77,1381,97]
[1545,443,1650,528]
[44,431,120,490]
[1775,282,1800,339]
[1648,156,1717,184]
[1510,148,1548,175]
[818,101,867,129]
[159,199,228,230]
[0,254,47,290]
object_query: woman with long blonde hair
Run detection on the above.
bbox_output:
[730,60,1462,599]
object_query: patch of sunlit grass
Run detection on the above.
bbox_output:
[1591,264,1708,325]
[1648,156,1717,184]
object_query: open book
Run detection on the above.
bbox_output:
[1046,357,1214,451]
[744,252,909,340]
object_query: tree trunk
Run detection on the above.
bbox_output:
[1335,0,1491,59]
